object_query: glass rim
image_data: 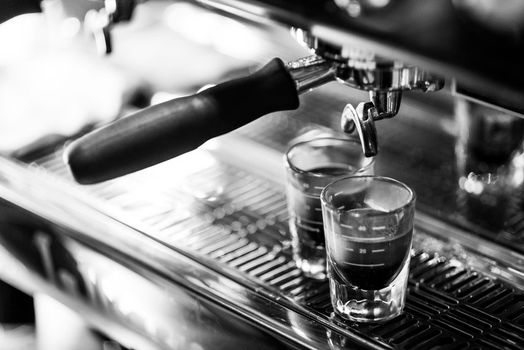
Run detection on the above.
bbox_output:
[284,137,374,178]
[320,175,416,216]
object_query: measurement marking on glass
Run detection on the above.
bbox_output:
[373,225,387,231]
[302,192,321,199]
[341,223,354,229]
[344,247,354,251]
[343,262,385,267]
[341,230,411,242]
[296,221,322,232]
[372,249,385,253]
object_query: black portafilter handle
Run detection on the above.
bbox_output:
[64,58,299,184]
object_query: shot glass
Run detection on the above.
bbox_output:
[321,176,415,322]
[284,138,374,279]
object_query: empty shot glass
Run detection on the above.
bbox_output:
[284,138,374,279]
[321,176,415,322]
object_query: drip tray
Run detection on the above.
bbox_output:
[36,141,524,350]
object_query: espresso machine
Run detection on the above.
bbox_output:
[1,0,524,349]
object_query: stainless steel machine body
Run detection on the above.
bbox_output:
[1,1,524,349]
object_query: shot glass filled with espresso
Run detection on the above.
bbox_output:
[321,176,416,322]
[284,138,374,279]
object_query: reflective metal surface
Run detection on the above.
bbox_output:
[197,0,524,113]
[0,153,380,349]
[3,91,524,348]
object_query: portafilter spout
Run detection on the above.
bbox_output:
[293,29,444,156]
[65,35,443,184]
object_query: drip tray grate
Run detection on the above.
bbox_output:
[36,151,524,349]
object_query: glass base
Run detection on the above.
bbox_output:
[329,260,409,323]
[291,233,327,280]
